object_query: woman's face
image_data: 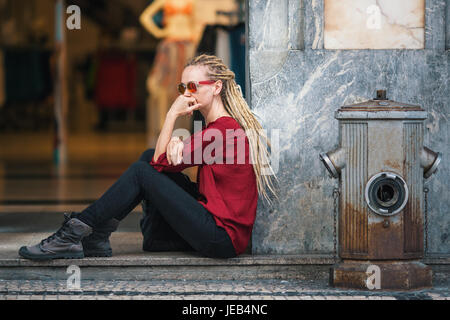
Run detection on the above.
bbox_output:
[180,65,222,109]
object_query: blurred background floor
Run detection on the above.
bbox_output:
[0,131,146,206]
[0,131,148,257]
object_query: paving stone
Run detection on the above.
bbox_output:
[0,279,448,300]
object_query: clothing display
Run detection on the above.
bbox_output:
[0,50,5,108]
[229,23,246,97]
[0,47,53,131]
[95,52,137,110]
[215,28,231,68]
[150,116,258,256]
[163,0,193,17]
[195,25,217,56]
[2,47,52,104]
[148,39,195,101]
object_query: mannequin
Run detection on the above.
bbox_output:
[140,0,198,144]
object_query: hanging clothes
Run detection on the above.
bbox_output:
[95,52,137,110]
[148,39,194,95]
[0,50,5,108]
[196,25,218,56]
[82,55,98,100]
[229,23,246,97]
[215,27,231,68]
[197,24,234,68]
[2,47,52,104]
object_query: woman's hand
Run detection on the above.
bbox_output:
[168,95,202,118]
[166,136,184,165]
[153,96,199,163]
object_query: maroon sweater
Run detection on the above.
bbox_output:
[150,116,258,255]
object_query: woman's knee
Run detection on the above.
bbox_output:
[128,161,154,177]
[139,149,155,162]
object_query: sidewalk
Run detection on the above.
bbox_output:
[1,279,449,300]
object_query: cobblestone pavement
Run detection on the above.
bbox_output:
[0,279,448,300]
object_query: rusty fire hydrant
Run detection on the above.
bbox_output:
[320,90,441,290]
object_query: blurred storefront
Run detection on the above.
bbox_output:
[0,0,246,153]
[0,0,247,218]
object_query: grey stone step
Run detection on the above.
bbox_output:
[1,247,449,283]
[0,252,336,281]
[1,212,449,284]
[0,224,335,281]
[1,258,449,284]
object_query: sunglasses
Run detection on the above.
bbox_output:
[178,80,216,95]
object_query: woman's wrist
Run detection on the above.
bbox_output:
[153,113,177,162]
[167,110,179,120]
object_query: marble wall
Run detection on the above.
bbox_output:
[248,0,449,256]
[324,0,425,49]
[447,0,450,49]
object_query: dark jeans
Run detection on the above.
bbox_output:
[78,149,237,259]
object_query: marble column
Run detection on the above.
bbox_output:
[248,0,449,256]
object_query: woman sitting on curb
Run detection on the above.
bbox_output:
[19,54,277,260]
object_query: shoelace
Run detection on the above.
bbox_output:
[39,214,72,246]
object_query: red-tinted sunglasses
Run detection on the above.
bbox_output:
[178,80,216,94]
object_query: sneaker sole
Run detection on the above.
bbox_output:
[19,247,84,261]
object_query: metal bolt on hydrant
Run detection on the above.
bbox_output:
[320,90,442,290]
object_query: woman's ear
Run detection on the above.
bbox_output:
[213,80,223,96]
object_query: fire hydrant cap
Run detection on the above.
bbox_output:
[336,99,428,120]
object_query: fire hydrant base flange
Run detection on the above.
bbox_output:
[330,260,432,291]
